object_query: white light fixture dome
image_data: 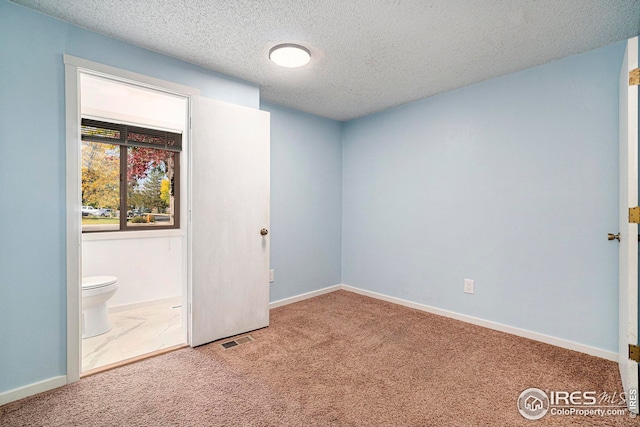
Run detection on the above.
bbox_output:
[269,44,311,68]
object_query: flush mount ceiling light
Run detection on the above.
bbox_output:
[269,44,311,68]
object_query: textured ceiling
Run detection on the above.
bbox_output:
[11,0,640,121]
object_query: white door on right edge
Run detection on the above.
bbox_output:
[618,35,639,413]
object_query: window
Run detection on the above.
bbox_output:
[81,118,181,232]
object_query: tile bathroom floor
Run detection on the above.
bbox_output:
[82,297,184,372]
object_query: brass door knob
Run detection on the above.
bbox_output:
[608,233,620,241]
[260,228,269,236]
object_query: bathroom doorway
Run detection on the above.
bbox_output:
[68,61,192,375]
[65,55,270,383]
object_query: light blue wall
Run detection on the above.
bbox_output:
[0,0,630,397]
[0,0,258,394]
[262,102,342,301]
[342,42,625,353]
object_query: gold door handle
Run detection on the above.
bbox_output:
[260,228,269,236]
[608,233,620,241]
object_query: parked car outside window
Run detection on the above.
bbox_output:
[82,206,97,216]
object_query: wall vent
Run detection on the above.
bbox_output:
[220,335,254,350]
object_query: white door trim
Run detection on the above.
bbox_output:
[64,59,82,384]
[63,55,199,97]
[63,55,199,384]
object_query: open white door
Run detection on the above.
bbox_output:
[190,96,270,347]
[619,36,639,412]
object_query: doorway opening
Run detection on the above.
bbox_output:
[79,73,189,373]
[64,56,197,379]
[65,54,270,383]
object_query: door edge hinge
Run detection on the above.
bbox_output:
[630,68,640,86]
[629,344,640,363]
[629,207,640,224]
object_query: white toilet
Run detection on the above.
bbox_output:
[82,276,118,339]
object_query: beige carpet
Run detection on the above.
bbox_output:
[1,290,636,426]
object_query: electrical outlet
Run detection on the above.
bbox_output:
[269,269,274,283]
[464,279,474,294]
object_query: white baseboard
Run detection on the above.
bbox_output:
[109,296,182,313]
[269,285,342,309]
[0,375,67,406]
[3,283,615,407]
[341,284,617,361]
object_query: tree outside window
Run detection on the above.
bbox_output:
[81,119,181,232]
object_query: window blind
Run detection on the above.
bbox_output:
[81,118,182,152]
